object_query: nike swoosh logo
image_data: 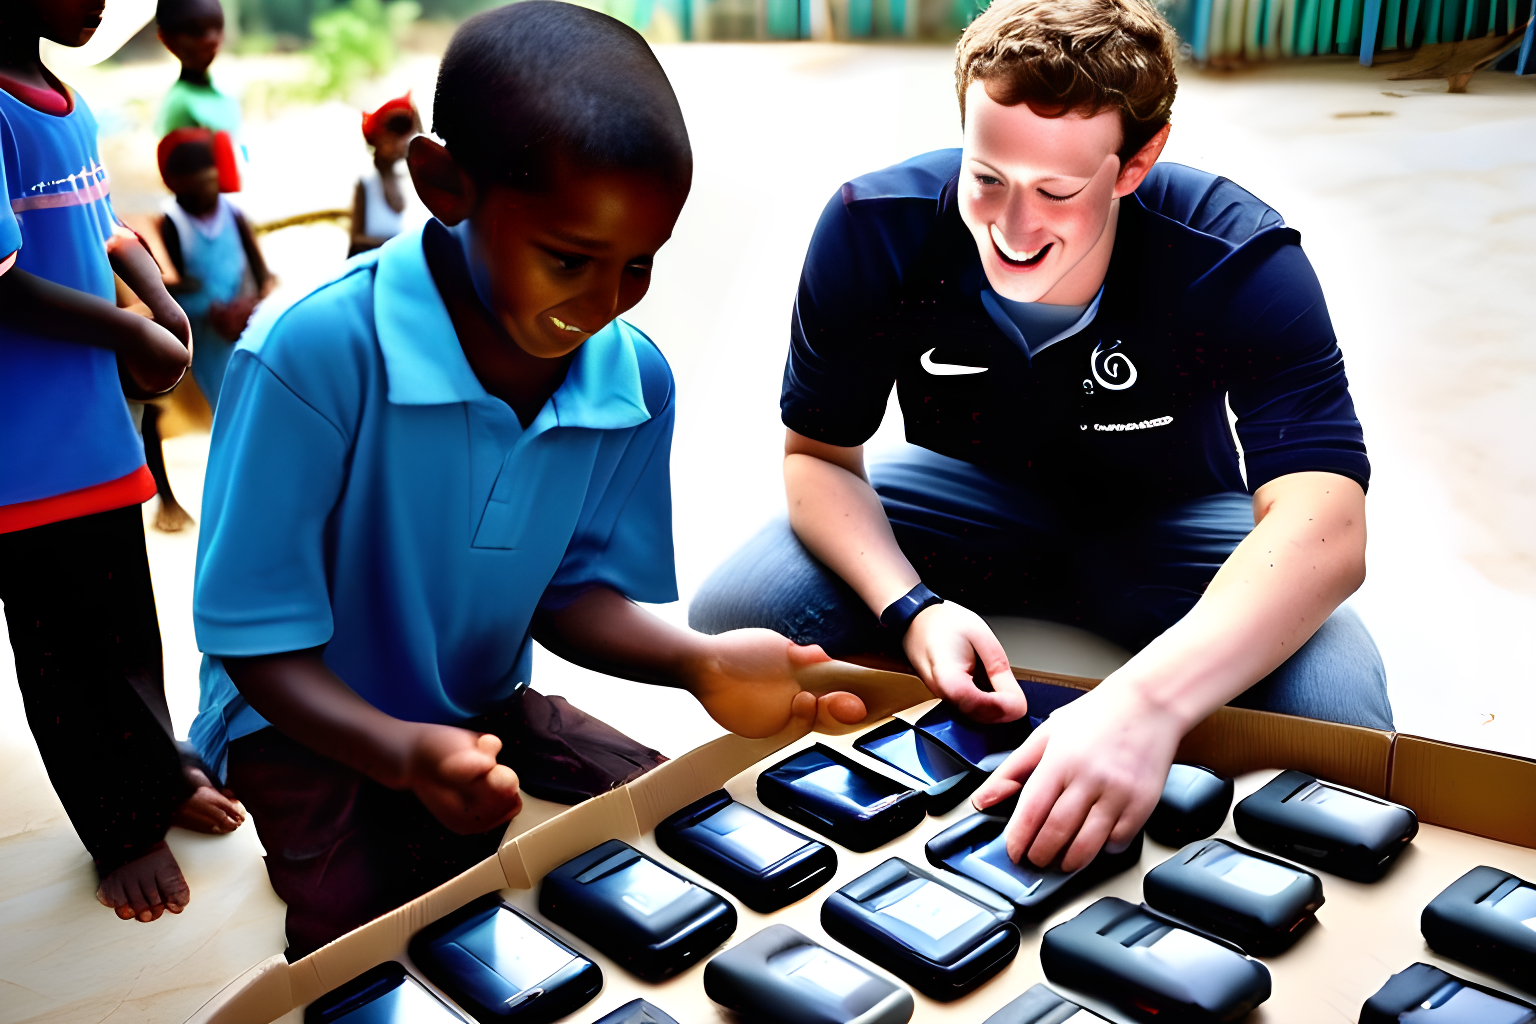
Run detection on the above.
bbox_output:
[920,348,988,376]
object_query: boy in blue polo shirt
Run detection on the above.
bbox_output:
[0,0,246,926]
[191,1,864,958]
[693,0,1392,876]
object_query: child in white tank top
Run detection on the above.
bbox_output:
[349,93,425,257]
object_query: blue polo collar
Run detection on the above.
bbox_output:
[371,222,651,431]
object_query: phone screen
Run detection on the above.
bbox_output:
[329,976,463,1024]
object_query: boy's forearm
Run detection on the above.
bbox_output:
[1101,471,1367,731]
[223,649,421,788]
[533,586,709,688]
[0,266,155,353]
[106,232,189,340]
[783,434,920,617]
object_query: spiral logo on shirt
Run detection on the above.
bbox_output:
[1090,340,1138,391]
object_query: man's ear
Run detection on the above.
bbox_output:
[408,137,477,226]
[1113,124,1172,198]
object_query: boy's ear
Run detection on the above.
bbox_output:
[408,137,478,227]
[1113,124,1172,198]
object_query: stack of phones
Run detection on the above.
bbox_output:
[1040,897,1271,1022]
[924,811,1143,920]
[703,923,915,1024]
[853,707,1033,814]
[655,790,836,912]
[820,858,1020,1000]
[1421,866,1536,989]
[1142,839,1324,955]
[757,744,926,852]
[407,897,602,1023]
[1234,771,1417,881]
[539,840,736,982]
[1361,962,1536,1023]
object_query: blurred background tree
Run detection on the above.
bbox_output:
[307,0,421,96]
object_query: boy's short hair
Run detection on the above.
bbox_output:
[155,0,224,33]
[955,0,1177,164]
[432,1,691,193]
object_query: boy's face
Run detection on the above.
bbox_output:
[958,81,1140,304]
[15,0,105,45]
[467,164,686,360]
[158,3,225,74]
[166,166,220,216]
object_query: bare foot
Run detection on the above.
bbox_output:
[95,842,190,922]
[171,765,245,834]
[153,500,195,533]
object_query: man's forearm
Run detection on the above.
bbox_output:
[1102,472,1368,730]
[784,438,920,616]
[224,650,420,788]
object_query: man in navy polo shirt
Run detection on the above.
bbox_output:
[692,0,1392,873]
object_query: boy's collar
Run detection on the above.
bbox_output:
[372,222,650,431]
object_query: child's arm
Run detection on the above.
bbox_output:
[233,209,275,297]
[224,650,524,835]
[533,586,868,738]
[106,231,191,347]
[0,264,189,394]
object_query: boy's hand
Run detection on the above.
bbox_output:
[904,601,1027,723]
[686,629,866,738]
[971,683,1176,872]
[403,725,522,835]
[121,316,192,395]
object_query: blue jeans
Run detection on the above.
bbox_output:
[690,447,1392,730]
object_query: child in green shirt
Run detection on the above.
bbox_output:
[154,0,241,164]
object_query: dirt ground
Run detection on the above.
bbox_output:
[0,42,1532,1023]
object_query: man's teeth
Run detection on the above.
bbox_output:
[990,223,1043,263]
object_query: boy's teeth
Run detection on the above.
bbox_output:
[990,223,1042,263]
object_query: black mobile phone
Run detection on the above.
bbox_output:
[702,923,915,1024]
[587,999,681,1024]
[654,790,836,913]
[982,984,1111,1023]
[304,961,468,1024]
[406,896,601,1024]
[757,744,926,852]
[1142,838,1324,955]
[1360,962,1536,1023]
[1233,770,1417,881]
[912,702,1032,773]
[853,719,979,814]
[1145,765,1234,847]
[1040,897,1271,1023]
[820,857,1019,1001]
[924,811,1143,921]
[1421,865,1536,990]
[538,839,736,982]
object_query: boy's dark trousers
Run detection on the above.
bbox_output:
[0,504,190,876]
[226,689,667,961]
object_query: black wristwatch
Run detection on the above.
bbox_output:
[879,583,944,636]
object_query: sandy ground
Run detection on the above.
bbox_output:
[0,42,1532,1023]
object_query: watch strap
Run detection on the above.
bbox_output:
[879,583,943,636]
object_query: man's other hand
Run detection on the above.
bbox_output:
[903,601,1026,723]
[404,725,523,835]
[971,684,1175,872]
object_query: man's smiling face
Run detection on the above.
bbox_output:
[958,81,1156,306]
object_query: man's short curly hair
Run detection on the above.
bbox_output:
[955,0,1178,164]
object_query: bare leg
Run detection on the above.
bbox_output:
[141,403,194,533]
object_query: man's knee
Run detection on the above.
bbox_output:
[1231,606,1393,731]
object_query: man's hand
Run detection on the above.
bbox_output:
[971,683,1178,872]
[403,724,523,835]
[904,601,1027,723]
[686,629,866,738]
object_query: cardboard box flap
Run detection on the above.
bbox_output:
[185,954,291,1024]
[1176,705,1394,796]
[1389,734,1536,849]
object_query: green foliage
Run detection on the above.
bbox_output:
[307,0,421,98]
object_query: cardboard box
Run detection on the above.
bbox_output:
[185,661,1536,1024]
